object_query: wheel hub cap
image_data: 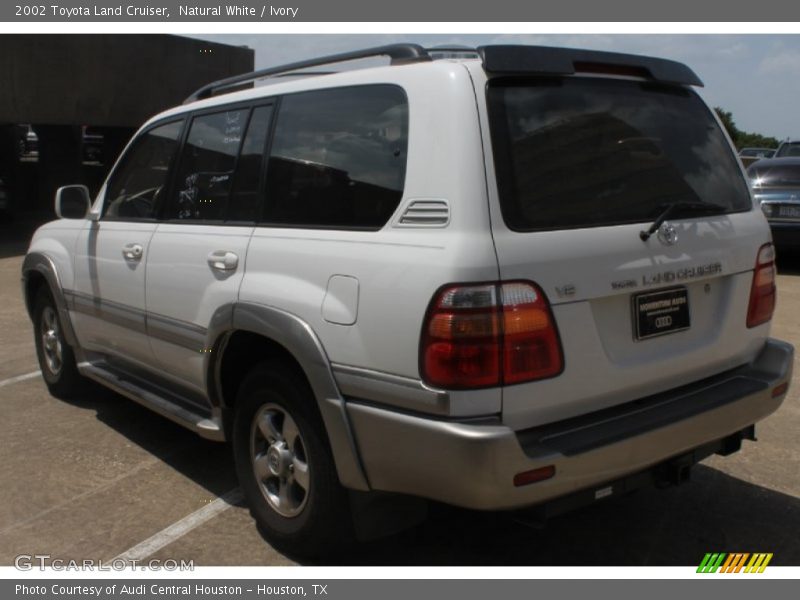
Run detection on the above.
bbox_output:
[250,404,310,518]
[266,443,292,477]
[40,306,63,375]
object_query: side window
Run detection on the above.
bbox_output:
[265,85,409,229]
[103,120,183,220]
[166,109,248,221]
[227,105,273,222]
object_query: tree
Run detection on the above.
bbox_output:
[713,107,779,150]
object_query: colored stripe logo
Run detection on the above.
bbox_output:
[697,553,773,573]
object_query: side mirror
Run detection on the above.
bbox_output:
[55,185,92,219]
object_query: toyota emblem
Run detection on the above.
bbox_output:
[657,221,678,246]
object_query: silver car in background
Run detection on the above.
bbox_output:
[749,157,800,248]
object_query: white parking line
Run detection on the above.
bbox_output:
[0,370,40,389]
[112,488,243,562]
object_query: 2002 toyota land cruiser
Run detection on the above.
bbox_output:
[22,44,794,557]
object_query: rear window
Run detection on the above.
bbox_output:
[775,142,800,158]
[487,78,752,231]
[740,148,774,158]
[748,163,800,187]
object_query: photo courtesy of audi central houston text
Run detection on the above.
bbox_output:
[2,33,799,566]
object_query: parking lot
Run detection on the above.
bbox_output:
[1,225,799,567]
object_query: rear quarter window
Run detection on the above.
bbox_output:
[264,85,409,230]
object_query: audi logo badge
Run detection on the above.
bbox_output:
[655,315,673,329]
[657,221,678,246]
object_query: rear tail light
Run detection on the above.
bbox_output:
[420,281,563,389]
[747,243,776,328]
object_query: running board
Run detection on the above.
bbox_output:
[78,362,225,442]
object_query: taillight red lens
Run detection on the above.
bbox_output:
[747,243,776,328]
[421,284,501,388]
[421,281,563,389]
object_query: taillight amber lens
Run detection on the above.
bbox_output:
[501,283,563,384]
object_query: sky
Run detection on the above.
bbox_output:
[193,33,800,142]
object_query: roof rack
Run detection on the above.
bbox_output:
[184,43,703,105]
[184,43,431,103]
[425,45,480,58]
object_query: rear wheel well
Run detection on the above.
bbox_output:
[217,330,314,419]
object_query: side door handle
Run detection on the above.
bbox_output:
[122,243,144,261]
[207,250,239,271]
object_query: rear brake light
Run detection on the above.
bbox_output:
[747,243,776,328]
[420,281,563,389]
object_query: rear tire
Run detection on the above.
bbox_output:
[33,288,85,399]
[232,360,355,558]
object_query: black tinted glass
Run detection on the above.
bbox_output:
[487,78,752,231]
[168,109,247,221]
[265,85,408,229]
[228,105,272,222]
[775,143,800,158]
[104,120,182,220]
[741,148,773,158]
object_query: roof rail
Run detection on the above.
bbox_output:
[425,45,480,58]
[184,44,702,105]
[184,43,431,104]
[477,45,703,87]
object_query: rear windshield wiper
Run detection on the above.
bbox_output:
[639,201,727,241]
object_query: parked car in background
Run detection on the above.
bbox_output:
[740,147,775,159]
[739,147,776,168]
[774,140,800,158]
[81,126,104,164]
[748,157,800,248]
[0,175,10,218]
[17,124,38,158]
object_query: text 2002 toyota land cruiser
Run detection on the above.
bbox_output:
[22,45,793,557]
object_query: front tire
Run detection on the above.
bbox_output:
[33,288,85,398]
[232,360,354,558]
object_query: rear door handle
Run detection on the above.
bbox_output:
[122,243,143,261]
[207,250,239,271]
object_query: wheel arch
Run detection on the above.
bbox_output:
[209,302,370,492]
[22,252,79,348]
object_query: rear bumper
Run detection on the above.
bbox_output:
[345,338,793,510]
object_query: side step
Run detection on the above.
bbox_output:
[78,362,225,441]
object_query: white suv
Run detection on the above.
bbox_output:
[22,44,793,557]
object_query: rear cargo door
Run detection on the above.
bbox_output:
[482,75,772,429]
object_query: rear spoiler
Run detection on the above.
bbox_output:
[477,45,703,87]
